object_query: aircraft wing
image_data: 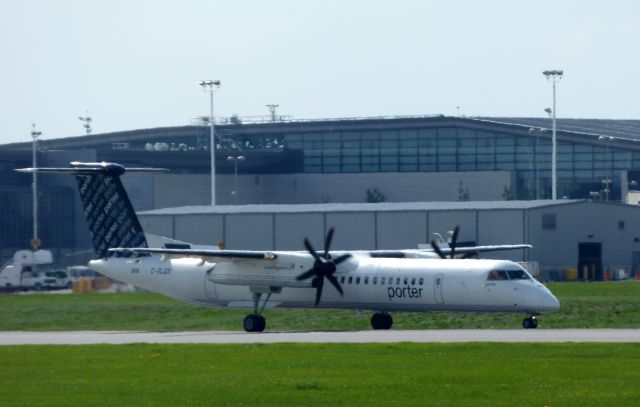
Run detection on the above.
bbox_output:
[437,244,532,255]
[368,244,532,259]
[108,248,278,261]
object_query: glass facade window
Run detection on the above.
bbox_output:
[252,122,640,200]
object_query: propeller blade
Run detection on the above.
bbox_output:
[430,240,447,259]
[314,278,324,306]
[296,267,317,281]
[304,238,322,262]
[324,227,335,258]
[326,273,344,296]
[332,253,352,265]
[449,225,460,259]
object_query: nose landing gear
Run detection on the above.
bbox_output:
[522,315,539,329]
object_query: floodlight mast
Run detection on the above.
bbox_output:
[198,80,221,206]
[543,70,563,200]
[30,124,42,250]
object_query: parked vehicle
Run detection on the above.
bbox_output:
[0,249,55,292]
[0,265,56,291]
[45,270,73,289]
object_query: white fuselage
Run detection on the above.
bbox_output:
[90,253,559,315]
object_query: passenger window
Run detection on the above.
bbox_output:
[356,277,360,284]
[507,269,531,280]
[381,277,386,285]
[396,277,400,285]
[373,276,377,284]
[403,277,408,285]
[419,277,424,285]
[340,276,345,283]
[348,276,353,284]
[411,278,416,285]
[488,270,509,280]
[364,276,369,284]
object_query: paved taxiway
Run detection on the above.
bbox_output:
[1,329,639,345]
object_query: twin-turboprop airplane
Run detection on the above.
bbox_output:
[17,162,559,332]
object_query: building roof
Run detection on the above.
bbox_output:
[474,117,640,141]
[2,116,640,151]
[139,199,583,216]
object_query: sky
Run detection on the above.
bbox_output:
[0,0,638,144]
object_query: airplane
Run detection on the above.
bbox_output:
[16,162,560,332]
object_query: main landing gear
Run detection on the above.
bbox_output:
[243,314,266,333]
[522,314,539,329]
[243,290,277,333]
[371,312,393,330]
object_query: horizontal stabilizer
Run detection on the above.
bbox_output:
[16,161,168,175]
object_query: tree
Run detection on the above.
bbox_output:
[502,186,515,201]
[365,187,387,203]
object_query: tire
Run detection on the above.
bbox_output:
[523,317,538,329]
[371,313,385,329]
[243,315,266,333]
[383,314,393,330]
[371,313,393,330]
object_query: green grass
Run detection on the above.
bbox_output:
[0,281,639,331]
[0,343,638,406]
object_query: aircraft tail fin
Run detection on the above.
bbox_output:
[16,162,167,258]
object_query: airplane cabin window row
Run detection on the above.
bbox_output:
[339,275,425,286]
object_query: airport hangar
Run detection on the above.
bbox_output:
[2,115,640,280]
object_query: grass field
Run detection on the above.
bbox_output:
[0,343,639,407]
[0,281,639,331]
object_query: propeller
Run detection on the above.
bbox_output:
[430,225,478,259]
[296,227,351,306]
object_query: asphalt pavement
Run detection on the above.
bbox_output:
[1,329,639,345]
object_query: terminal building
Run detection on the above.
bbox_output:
[2,115,640,279]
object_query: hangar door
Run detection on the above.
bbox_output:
[577,242,602,281]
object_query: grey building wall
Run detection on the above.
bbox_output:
[150,171,514,208]
[377,212,428,250]
[274,213,324,250]
[528,202,640,272]
[139,201,640,278]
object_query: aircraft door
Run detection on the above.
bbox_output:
[434,273,444,304]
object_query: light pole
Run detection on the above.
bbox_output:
[598,135,614,201]
[227,155,245,204]
[198,80,221,206]
[30,124,42,250]
[543,70,563,200]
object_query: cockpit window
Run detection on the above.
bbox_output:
[487,268,532,281]
[487,270,509,280]
[507,269,531,280]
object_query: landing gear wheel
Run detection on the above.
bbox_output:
[243,314,266,332]
[522,316,538,329]
[371,313,393,330]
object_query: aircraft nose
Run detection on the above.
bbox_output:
[545,291,560,311]
[538,285,560,312]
